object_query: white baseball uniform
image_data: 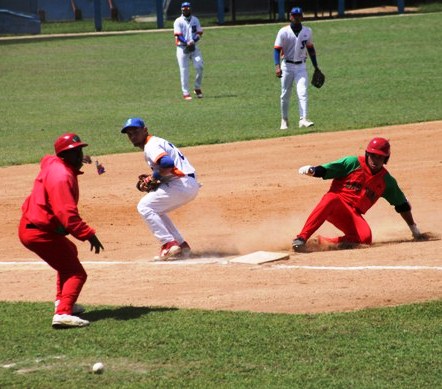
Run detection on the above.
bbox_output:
[137,135,199,245]
[173,14,204,95]
[274,24,313,120]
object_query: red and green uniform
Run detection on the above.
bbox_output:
[297,156,408,244]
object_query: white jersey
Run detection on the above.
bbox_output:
[174,15,203,46]
[274,25,313,63]
[143,135,196,178]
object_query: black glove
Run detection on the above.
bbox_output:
[311,68,325,88]
[184,44,196,54]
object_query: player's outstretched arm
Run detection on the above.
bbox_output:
[399,209,422,239]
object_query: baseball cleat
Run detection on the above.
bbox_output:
[183,94,192,101]
[159,240,182,260]
[194,89,203,98]
[280,118,289,130]
[179,241,192,258]
[292,237,307,252]
[52,314,90,329]
[299,118,314,128]
[54,300,85,315]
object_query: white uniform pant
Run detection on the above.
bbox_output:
[137,176,200,245]
[280,63,308,120]
[176,46,204,95]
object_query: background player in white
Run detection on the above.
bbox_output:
[173,2,204,100]
[121,117,200,260]
[274,7,320,130]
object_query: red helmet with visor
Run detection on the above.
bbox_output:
[54,133,88,156]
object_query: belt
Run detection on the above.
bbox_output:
[187,173,195,178]
[26,223,38,229]
[285,59,305,65]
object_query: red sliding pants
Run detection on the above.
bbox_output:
[297,192,372,244]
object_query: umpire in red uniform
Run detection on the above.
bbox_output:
[18,133,104,328]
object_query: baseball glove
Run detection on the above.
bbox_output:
[184,44,196,54]
[311,68,325,88]
[136,174,161,193]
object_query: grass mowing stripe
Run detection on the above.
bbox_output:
[0,13,441,166]
[0,300,440,387]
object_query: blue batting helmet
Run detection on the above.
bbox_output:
[181,2,191,8]
[120,117,146,133]
[290,7,303,15]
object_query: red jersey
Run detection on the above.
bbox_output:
[21,155,95,241]
[323,156,407,214]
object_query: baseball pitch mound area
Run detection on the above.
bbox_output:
[0,122,441,314]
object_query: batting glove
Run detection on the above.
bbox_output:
[409,224,421,239]
[299,165,315,176]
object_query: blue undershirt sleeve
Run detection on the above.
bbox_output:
[177,35,187,44]
[307,46,318,68]
[159,156,175,169]
[274,48,281,65]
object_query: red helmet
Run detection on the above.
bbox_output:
[54,133,88,155]
[366,137,390,157]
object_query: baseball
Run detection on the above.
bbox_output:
[92,362,104,374]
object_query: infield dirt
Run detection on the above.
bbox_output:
[1,121,441,314]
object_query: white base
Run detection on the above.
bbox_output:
[229,251,289,265]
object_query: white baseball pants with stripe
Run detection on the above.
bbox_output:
[280,63,308,120]
[176,46,204,95]
[137,176,199,245]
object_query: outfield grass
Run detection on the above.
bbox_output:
[0,300,440,388]
[0,12,441,166]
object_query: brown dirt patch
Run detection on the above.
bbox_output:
[1,122,441,314]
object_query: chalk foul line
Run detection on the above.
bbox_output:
[271,265,442,271]
[1,261,441,271]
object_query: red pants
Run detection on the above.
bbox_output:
[18,217,87,315]
[297,192,372,244]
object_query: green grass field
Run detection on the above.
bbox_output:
[1,301,441,388]
[1,10,441,387]
[0,12,441,166]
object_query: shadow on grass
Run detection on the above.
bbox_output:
[205,94,238,99]
[82,306,177,322]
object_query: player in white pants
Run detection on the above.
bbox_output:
[274,7,320,130]
[121,117,200,260]
[174,2,204,100]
